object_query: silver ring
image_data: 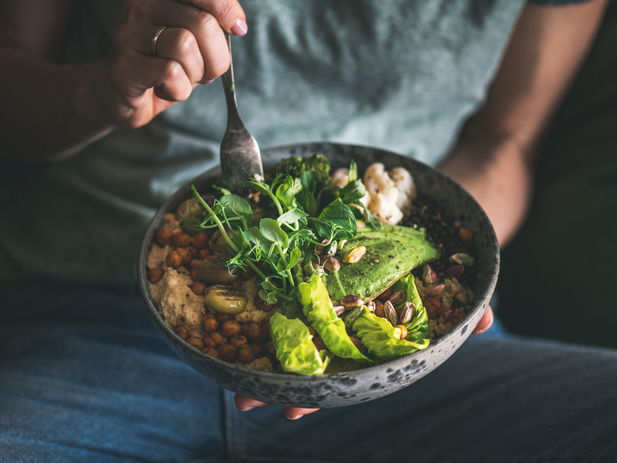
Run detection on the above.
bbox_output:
[150,25,167,56]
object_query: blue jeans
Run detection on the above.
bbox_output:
[1,286,616,462]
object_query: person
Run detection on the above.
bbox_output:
[1,0,616,461]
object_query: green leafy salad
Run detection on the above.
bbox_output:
[179,154,442,375]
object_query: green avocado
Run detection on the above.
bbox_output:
[322,225,440,302]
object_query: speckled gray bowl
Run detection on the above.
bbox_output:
[137,143,499,408]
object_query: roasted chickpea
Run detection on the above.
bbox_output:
[147,267,164,284]
[201,316,218,333]
[154,228,173,246]
[176,248,191,266]
[222,320,242,338]
[264,340,276,355]
[238,346,255,364]
[248,323,265,342]
[192,233,209,249]
[173,232,192,248]
[219,344,238,363]
[166,250,182,269]
[230,335,248,348]
[190,268,200,282]
[216,314,232,324]
[192,281,207,296]
[202,347,218,358]
[458,227,473,242]
[184,246,199,259]
[250,342,264,357]
[198,249,212,260]
[187,337,204,349]
[174,325,189,339]
[209,332,224,346]
[241,323,250,337]
[254,296,275,312]
[189,259,202,270]
[203,336,217,349]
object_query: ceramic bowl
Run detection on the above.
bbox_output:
[137,142,499,408]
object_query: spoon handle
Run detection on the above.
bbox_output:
[221,33,243,131]
[219,32,263,195]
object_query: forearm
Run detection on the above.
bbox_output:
[0,49,113,162]
[441,0,608,247]
[441,130,533,248]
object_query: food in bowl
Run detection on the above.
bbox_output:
[146,154,478,375]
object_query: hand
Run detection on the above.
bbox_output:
[472,305,494,335]
[81,0,247,128]
[234,305,494,418]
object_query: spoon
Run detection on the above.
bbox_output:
[219,32,263,196]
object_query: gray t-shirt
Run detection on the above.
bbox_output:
[0,0,528,289]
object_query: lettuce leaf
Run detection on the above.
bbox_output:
[353,307,429,360]
[402,274,430,342]
[269,310,330,375]
[298,274,370,363]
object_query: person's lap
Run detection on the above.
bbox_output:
[1,288,616,463]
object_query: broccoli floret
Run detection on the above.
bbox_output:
[267,153,333,192]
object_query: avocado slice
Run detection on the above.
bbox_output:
[322,225,440,302]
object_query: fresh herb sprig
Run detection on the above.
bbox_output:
[184,159,378,308]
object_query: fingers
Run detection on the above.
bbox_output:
[108,47,192,101]
[234,395,269,412]
[285,407,320,421]
[143,3,232,80]
[472,305,494,335]
[116,0,247,90]
[151,27,205,83]
[178,0,247,36]
[96,0,246,126]
[234,395,320,420]
[120,2,232,82]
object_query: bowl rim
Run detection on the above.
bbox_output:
[137,141,500,385]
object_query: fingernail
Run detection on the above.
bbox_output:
[201,79,215,85]
[231,18,248,36]
[238,406,254,412]
[287,414,303,421]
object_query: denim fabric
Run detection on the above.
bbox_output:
[1,288,616,462]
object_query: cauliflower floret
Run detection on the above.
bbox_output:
[331,168,350,188]
[363,163,394,193]
[362,163,415,225]
[367,188,403,225]
[389,167,416,214]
